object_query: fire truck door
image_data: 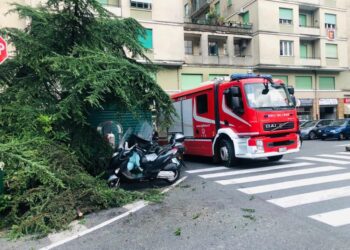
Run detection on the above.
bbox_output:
[182,99,194,137]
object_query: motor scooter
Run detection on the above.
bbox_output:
[107,123,185,188]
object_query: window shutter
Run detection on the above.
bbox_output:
[138,29,153,49]
[181,74,203,90]
[319,77,335,90]
[325,14,336,24]
[326,44,337,58]
[273,75,288,85]
[296,76,312,90]
[279,8,293,20]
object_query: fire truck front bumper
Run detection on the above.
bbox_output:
[234,133,301,159]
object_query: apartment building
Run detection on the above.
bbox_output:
[2,0,350,120]
[183,0,350,120]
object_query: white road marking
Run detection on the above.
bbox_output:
[238,172,350,194]
[186,166,228,174]
[268,186,350,208]
[297,157,349,165]
[335,144,350,147]
[216,166,343,185]
[309,208,350,227]
[199,162,314,179]
[337,152,350,155]
[40,176,187,250]
[317,154,350,161]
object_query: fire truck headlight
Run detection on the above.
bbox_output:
[256,140,264,153]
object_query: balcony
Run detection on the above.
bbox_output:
[299,57,321,67]
[299,25,320,36]
[184,54,253,66]
[190,0,211,19]
[102,0,121,16]
[184,20,253,35]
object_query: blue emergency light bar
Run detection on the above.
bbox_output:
[230,73,273,81]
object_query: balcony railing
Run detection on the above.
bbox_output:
[184,19,253,35]
[191,0,211,18]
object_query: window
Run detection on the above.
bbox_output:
[326,43,338,58]
[131,0,152,9]
[138,29,153,49]
[181,74,203,90]
[215,1,220,16]
[272,75,288,85]
[280,41,293,56]
[227,0,232,7]
[300,43,308,58]
[184,40,193,55]
[184,4,189,17]
[319,77,335,90]
[279,8,293,24]
[98,0,120,6]
[325,13,336,29]
[299,14,307,27]
[296,76,312,90]
[242,11,249,24]
[208,42,218,56]
[196,94,208,114]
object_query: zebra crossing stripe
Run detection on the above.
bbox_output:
[309,208,350,227]
[268,186,350,208]
[216,166,343,185]
[186,166,228,174]
[317,154,350,161]
[337,152,350,155]
[297,157,348,165]
[238,172,350,194]
[199,162,314,179]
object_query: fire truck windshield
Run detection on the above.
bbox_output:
[244,82,294,110]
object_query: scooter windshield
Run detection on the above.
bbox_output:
[118,127,133,149]
[134,122,153,142]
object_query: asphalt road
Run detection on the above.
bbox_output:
[3,140,350,250]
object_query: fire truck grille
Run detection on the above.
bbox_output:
[268,140,295,147]
[263,122,294,131]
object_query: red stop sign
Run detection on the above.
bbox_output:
[0,36,8,64]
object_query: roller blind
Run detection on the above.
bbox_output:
[273,75,288,85]
[280,8,293,20]
[325,14,336,24]
[296,76,312,90]
[242,12,250,24]
[326,44,337,58]
[181,74,203,90]
[319,77,335,90]
[138,29,153,49]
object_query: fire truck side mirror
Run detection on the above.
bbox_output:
[287,86,295,95]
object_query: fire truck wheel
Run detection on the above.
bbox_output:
[219,139,238,167]
[267,155,283,162]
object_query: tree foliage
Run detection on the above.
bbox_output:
[0,0,173,237]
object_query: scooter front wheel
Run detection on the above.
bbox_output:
[164,169,180,184]
[108,178,120,189]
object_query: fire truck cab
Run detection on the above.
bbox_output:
[169,73,301,167]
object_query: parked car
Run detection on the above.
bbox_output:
[299,120,311,127]
[300,119,333,140]
[318,119,350,140]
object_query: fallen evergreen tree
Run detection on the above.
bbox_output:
[0,0,173,238]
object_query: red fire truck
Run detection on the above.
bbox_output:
[169,73,301,167]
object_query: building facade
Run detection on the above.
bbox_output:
[182,0,350,121]
[1,0,350,120]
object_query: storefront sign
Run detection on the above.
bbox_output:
[299,98,313,107]
[344,98,350,104]
[319,98,338,106]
